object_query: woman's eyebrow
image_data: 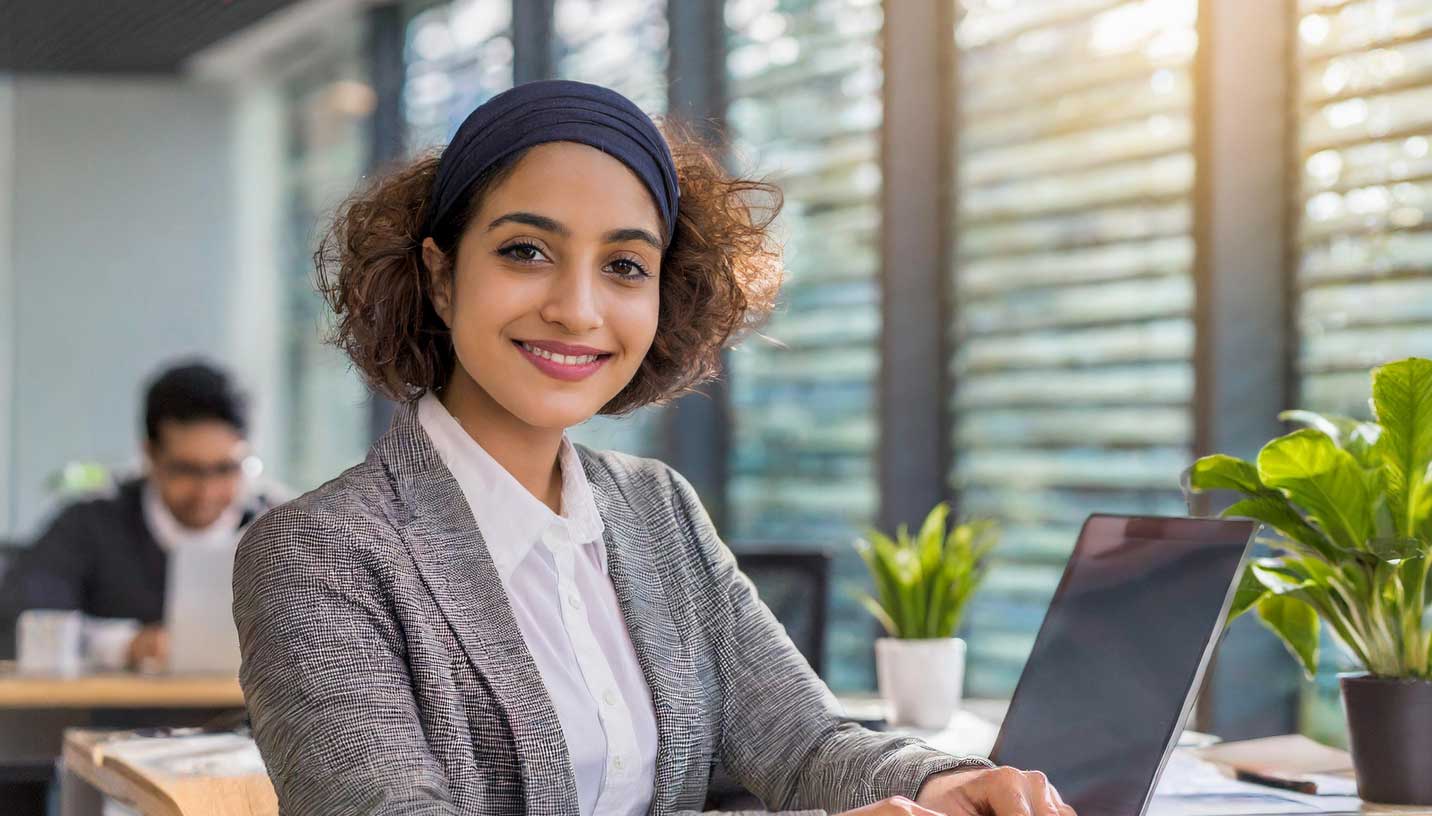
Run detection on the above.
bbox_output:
[487,211,568,235]
[486,213,660,250]
[603,228,662,250]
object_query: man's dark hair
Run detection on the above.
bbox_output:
[143,361,249,443]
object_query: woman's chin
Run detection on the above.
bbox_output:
[507,397,607,432]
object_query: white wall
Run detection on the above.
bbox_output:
[7,78,244,535]
[226,84,287,483]
[0,77,14,536]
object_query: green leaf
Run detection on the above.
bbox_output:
[1228,565,1268,624]
[855,592,899,638]
[855,533,903,633]
[1367,537,1426,562]
[1223,496,1341,562]
[1188,454,1266,494]
[1258,429,1374,552]
[1371,358,1432,539]
[854,509,998,640]
[1256,593,1321,680]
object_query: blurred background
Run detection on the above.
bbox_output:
[0,0,1425,749]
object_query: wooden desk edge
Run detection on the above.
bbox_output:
[0,673,245,709]
[63,731,183,816]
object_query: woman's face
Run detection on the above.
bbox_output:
[425,141,663,431]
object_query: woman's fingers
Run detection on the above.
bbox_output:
[914,765,1076,816]
[975,767,1071,816]
[836,795,944,816]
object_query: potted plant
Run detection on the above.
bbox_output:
[854,502,997,729]
[1186,356,1432,805]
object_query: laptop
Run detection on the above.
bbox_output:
[164,532,244,675]
[988,514,1257,816]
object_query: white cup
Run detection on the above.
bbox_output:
[16,609,84,677]
[84,617,141,672]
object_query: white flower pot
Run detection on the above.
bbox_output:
[875,637,966,730]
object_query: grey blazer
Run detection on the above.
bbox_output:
[233,401,989,815]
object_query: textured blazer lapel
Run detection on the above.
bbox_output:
[376,403,580,816]
[581,449,705,813]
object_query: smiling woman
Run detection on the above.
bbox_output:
[233,80,1069,816]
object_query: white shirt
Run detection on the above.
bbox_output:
[417,392,658,816]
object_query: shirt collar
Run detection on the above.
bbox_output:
[415,392,606,580]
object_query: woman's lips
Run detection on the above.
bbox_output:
[513,340,611,382]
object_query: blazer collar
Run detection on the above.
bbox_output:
[376,401,578,815]
[372,401,699,814]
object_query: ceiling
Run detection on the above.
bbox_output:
[1,0,307,74]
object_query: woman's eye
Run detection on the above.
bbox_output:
[499,243,547,263]
[609,259,650,279]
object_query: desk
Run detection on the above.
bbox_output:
[834,695,1432,815]
[56,702,1432,816]
[61,729,276,816]
[0,669,244,816]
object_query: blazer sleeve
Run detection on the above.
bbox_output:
[233,504,459,815]
[661,466,993,816]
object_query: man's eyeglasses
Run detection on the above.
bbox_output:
[154,455,262,483]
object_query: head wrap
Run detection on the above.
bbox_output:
[428,79,680,244]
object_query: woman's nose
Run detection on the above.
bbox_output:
[539,266,605,334]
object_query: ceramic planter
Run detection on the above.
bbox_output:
[875,637,965,729]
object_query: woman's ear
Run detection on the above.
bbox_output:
[422,237,454,328]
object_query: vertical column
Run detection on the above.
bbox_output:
[662,0,731,525]
[878,1,956,533]
[514,0,557,84]
[365,2,407,440]
[1192,0,1300,738]
[0,77,13,536]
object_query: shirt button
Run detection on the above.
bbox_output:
[566,592,582,610]
[602,689,619,707]
[611,755,625,771]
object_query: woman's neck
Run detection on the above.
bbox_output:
[437,374,565,515]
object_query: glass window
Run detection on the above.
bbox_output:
[280,19,379,490]
[403,0,514,153]
[726,0,885,691]
[1293,0,1432,746]
[950,0,1201,697]
[555,0,672,457]
[555,0,669,114]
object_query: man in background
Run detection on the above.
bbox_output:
[0,361,280,667]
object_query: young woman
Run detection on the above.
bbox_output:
[234,80,1073,816]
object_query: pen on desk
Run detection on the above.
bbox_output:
[1233,768,1318,795]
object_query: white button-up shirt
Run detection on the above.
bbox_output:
[417,392,658,816]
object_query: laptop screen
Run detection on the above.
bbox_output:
[988,514,1255,816]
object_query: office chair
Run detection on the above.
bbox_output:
[733,548,831,677]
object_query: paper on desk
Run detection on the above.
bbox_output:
[1149,751,1366,814]
[1194,735,1354,776]
[100,732,267,778]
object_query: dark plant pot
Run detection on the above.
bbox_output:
[1340,673,1432,805]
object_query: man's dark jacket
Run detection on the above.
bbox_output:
[0,478,274,658]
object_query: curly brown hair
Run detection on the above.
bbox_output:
[315,120,784,415]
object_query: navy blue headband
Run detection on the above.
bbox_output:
[428,80,680,245]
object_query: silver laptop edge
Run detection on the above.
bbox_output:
[1136,521,1259,816]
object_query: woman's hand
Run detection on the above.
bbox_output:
[914,766,1076,815]
[836,796,942,816]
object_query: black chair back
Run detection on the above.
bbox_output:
[732,547,831,682]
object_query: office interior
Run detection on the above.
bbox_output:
[0,0,1425,812]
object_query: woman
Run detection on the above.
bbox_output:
[234,80,1073,816]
